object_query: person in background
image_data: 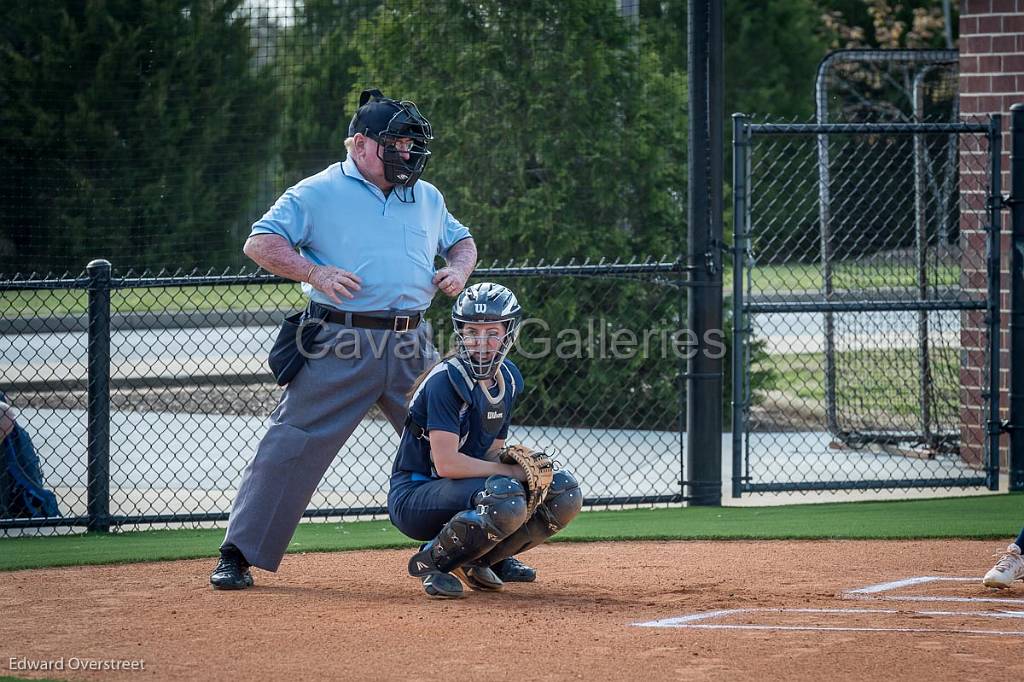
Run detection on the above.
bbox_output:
[210,88,477,589]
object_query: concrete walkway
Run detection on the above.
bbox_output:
[13,407,986,528]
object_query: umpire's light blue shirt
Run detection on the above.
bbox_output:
[249,157,472,312]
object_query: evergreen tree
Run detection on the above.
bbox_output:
[344,0,690,428]
[0,0,276,274]
[348,0,687,262]
[276,0,382,187]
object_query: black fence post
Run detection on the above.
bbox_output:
[1009,104,1024,491]
[86,259,112,532]
[731,113,750,499]
[986,117,1003,492]
[685,0,723,506]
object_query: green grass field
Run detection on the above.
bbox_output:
[762,347,960,418]
[723,261,960,294]
[2,494,1021,572]
[2,261,962,318]
[0,282,308,317]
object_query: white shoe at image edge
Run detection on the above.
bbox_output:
[982,544,1024,588]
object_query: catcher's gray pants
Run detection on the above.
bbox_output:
[223,320,437,571]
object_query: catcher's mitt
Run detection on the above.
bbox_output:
[499,444,554,517]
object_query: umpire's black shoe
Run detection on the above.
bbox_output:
[210,544,254,590]
[492,556,537,582]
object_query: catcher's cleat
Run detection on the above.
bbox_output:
[983,544,1024,588]
[452,563,504,592]
[492,556,537,583]
[421,571,465,598]
[210,544,254,590]
[408,544,465,598]
[408,544,438,577]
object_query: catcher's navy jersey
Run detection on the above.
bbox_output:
[391,359,523,479]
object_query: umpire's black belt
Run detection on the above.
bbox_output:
[309,302,423,333]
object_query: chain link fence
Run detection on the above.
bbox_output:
[731,116,1002,494]
[6,3,1015,528]
[1,260,692,536]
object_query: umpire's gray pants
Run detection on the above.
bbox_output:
[223,320,438,571]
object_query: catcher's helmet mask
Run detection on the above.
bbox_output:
[452,283,523,381]
[348,88,433,202]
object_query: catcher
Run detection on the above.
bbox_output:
[387,282,583,598]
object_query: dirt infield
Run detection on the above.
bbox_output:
[1,540,1021,681]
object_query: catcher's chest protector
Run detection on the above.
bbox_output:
[444,359,517,436]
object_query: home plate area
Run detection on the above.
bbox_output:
[635,576,1024,637]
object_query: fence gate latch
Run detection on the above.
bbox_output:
[705,240,725,276]
[988,194,1010,210]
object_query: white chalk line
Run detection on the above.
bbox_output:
[637,606,1024,627]
[636,576,1024,636]
[846,576,978,594]
[843,575,1023,605]
[659,624,1024,637]
[635,606,1024,636]
[844,593,1024,605]
[635,609,743,627]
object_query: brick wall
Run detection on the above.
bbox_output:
[959,0,1023,469]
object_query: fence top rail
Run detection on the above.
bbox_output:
[0,258,688,290]
[474,258,688,278]
[0,275,90,291]
[744,121,992,135]
[815,47,958,71]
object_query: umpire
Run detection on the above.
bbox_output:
[210,88,477,589]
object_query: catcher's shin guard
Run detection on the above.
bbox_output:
[479,470,583,566]
[410,475,528,575]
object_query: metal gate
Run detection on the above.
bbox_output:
[731,116,1003,495]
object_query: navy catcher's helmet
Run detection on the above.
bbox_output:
[348,88,432,198]
[451,283,523,380]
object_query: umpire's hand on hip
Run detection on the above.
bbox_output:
[433,267,468,298]
[308,265,363,306]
